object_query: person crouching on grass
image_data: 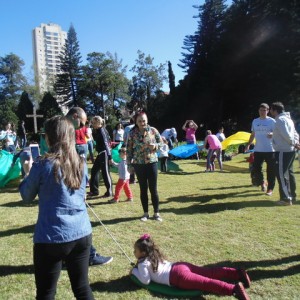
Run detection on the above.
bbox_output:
[108,147,133,203]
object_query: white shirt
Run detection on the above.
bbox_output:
[251,117,275,152]
[159,144,169,157]
[161,128,177,140]
[216,132,225,142]
[132,258,173,285]
[113,128,124,141]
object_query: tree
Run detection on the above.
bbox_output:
[54,24,82,108]
[16,91,34,131]
[80,52,129,119]
[167,61,176,95]
[129,50,167,111]
[177,0,227,126]
[0,53,27,127]
[39,92,62,120]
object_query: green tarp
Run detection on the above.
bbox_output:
[0,150,21,187]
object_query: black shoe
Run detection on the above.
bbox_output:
[87,192,99,198]
[89,254,113,266]
[101,192,112,198]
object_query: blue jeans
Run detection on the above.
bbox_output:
[34,234,94,300]
[87,141,94,162]
[133,163,160,214]
[76,144,88,159]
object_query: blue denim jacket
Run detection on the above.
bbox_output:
[19,159,92,243]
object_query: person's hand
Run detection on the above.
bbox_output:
[267,132,273,139]
[149,143,156,151]
[244,145,250,153]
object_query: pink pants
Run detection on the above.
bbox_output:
[114,179,133,200]
[169,262,240,296]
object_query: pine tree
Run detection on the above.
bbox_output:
[54,24,82,108]
[168,61,176,94]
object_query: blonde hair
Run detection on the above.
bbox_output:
[92,116,104,126]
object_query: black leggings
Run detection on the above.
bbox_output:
[90,151,112,195]
[133,163,160,214]
[34,235,94,300]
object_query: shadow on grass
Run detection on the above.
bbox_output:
[0,264,34,276]
[0,200,38,207]
[204,254,300,283]
[163,190,263,205]
[91,275,139,293]
[90,216,138,227]
[160,197,275,215]
[91,275,205,299]
[201,184,253,190]
[0,224,35,238]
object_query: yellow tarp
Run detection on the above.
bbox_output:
[221,131,254,150]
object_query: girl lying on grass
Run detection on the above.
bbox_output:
[130,234,251,300]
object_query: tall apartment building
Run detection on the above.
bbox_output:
[32,23,67,93]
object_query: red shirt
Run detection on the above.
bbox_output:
[75,127,88,145]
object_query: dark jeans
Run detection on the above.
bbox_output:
[34,234,94,300]
[252,152,276,190]
[133,163,160,214]
[275,151,296,200]
[20,136,27,149]
[5,144,16,154]
[90,151,112,195]
[160,157,168,172]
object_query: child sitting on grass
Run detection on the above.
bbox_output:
[108,147,133,203]
[130,234,251,300]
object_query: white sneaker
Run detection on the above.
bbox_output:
[153,214,163,222]
[276,200,292,206]
[140,214,149,222]
[266,190,273,196]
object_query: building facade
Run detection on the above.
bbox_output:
[32,23,67,93]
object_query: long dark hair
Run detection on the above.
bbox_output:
[135,234,165,272]
[44,116,84,189]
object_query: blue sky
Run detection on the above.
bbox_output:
[0,0,207,90]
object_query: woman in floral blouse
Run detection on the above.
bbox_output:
[127,112,163,222]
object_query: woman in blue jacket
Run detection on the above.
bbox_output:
[19,116,94,300]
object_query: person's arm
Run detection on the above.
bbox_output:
[245,131,255,152]
[102,128,112,160]
[86,127,92,139]
[19,161,40,203]
[182,120,188,131]
[112,130,116,142]
[131,260,151,285]
[111,159,118,167]
[276,119,294,146]
[203,136,208,149]
[191,120,198,130]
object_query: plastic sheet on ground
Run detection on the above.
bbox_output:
[221,131,253,150]
[169,142,204,158]
[0,150,21,188]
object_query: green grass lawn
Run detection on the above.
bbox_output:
[0,154,299,299]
